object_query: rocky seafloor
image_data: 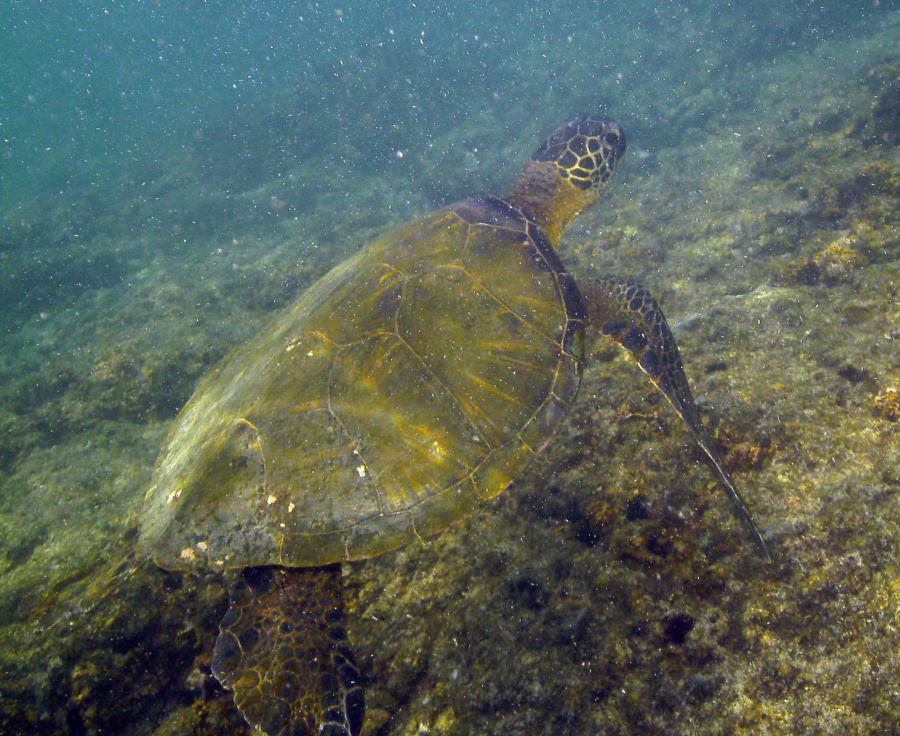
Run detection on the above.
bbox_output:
[1,13,897,736]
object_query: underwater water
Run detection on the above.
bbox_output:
[1,1,898,734]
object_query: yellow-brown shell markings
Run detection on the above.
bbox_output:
[139,201,584,571]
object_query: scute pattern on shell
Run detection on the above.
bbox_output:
[139,198,585,571]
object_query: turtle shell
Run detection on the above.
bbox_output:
[139,197,585,570]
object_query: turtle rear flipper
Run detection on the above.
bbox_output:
[584,277,771,562]
[212,565,365,736]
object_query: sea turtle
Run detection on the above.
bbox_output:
[139,114,770,736]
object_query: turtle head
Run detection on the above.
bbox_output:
[507,115,626,248]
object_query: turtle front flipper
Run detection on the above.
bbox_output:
[583,277,771,562]
[212,564,365,736]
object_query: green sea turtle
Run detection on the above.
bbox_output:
[139,114,770,735]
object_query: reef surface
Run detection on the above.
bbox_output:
[0,11,896,736]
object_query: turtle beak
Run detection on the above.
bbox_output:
[599,120,626,161]
[612,126,627,159]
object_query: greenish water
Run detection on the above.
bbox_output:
[1,2,897,735]
[2,1,885,204]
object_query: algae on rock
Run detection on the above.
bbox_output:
[0,8,897,736]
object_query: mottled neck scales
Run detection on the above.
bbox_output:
[506,159,596,248]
